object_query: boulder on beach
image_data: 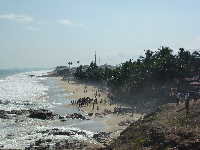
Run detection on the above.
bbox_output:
[87,113,93,116]
[93,132,111,143]
[0,113,9,119]
[65,113,87,120]
[28,109,54,120]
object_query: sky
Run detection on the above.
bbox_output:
[0,0,200,69]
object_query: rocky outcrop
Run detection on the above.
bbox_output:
[0,110,9,119]
[93,132,111,145]
[87,113,93,116]
[65,113,88,120]
[28,109,55,120]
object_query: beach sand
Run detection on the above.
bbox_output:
[55,77,142,139]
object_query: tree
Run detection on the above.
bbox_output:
[74,65,85,79]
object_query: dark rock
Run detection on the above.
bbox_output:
[118,120,132,126]
[0,110,5,114]
[28,75,35,78]
[7,110,22,115]
[87,113,93,116]
[95,113,101,116]
[6,110,29,115]
[0,113,9,119]
[53,131,75,136]
[59,115,64,119]
[60,119,66,122]
[52,128,59,131]
[28,109,54,120]
[93,132,110,143]
[46,139,52,142]
[65,113,87,120]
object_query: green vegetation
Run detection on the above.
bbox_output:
[133,138,147,147]
[74,46,200,105]
[74,61,104,81]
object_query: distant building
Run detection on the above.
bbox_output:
[99,64,116,70]
[185,76,200,90]
[54,66,76,77]
[55,66,68,71]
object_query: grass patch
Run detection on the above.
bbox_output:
[133,138,146,147]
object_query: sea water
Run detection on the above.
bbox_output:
[0,69,50,111]
[0,69,105,149]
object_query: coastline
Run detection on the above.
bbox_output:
[55,77,142,139]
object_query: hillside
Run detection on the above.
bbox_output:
[103,101,200,150]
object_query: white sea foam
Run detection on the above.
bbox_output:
[0,116,96,149]
[0,70,50,111]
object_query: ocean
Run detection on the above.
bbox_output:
[0,69,105,149]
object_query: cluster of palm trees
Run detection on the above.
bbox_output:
[68,61,80,67]
[74,46,200,104]
[74,61,105,81]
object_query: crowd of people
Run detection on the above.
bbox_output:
[114,106,124,115]
[176,91,200,110]
[71,97,92,107]
[70,85,110,111]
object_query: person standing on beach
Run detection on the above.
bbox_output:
[114,107,116,114]
[176,92,180,105]
[185,93,189,110]
[119,106,122,115]
[116,107,119,115]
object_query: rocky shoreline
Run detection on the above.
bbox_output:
[25,131,111,149]
[0,108,121,149]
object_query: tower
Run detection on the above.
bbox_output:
[99,57,100,66]
[95,51,97,65]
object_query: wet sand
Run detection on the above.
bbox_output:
[55,77,142,138]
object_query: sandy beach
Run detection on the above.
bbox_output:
[55,77,142,138]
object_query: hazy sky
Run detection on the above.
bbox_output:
[0,0,200,69]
